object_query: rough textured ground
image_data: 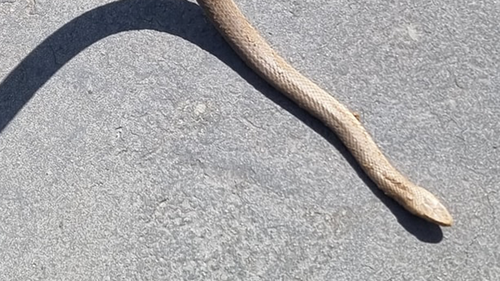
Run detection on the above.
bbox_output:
[0,0,498,280]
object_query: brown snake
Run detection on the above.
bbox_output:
[197,0,452,226]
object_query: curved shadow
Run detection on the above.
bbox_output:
[0,0,442,242]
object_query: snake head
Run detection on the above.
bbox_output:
[403,184,453,227]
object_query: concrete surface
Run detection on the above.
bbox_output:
[0,0,499,280]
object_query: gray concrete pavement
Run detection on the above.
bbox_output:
[0,0,499,280]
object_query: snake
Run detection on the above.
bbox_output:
[197,0,452,226]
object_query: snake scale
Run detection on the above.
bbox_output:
[197,0,452,226]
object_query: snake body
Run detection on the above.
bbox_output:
[197,0,452,226]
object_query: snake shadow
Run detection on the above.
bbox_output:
[0,0,442,242]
